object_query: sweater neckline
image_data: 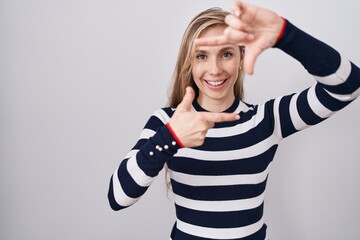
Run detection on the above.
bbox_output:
[192,98,240,113]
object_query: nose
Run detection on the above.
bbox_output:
[209,58,222,75]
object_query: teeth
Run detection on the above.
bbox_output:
[207,80,224,86]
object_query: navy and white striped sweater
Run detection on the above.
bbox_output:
[108,20,359,240]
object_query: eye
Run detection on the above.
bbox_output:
[222,51,233,58]
[196,54,207,60]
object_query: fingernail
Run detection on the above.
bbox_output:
[235,115,240,120]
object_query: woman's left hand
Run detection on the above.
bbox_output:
[195,0,285,75]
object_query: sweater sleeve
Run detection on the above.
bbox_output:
[108,109,179,211]
[271,20,360,139]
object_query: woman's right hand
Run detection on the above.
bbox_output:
[168,87,240,148]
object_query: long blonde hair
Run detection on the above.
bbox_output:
[167,7,245,108]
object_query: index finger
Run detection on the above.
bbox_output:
[202,112,240,123]
[194,35,232,47]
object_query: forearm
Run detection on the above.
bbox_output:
[275,20,341,75]
[108,117,180,211]
[274,20,359,104]
[272,20,359,139]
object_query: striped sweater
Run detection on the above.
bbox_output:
[108,20,359,239]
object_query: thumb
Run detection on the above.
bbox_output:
[244,47,262,75]
[176,87,195,112]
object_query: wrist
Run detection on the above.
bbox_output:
[166,123,185,148]
[276,17,287,42]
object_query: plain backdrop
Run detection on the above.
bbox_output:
[1,0,359,239]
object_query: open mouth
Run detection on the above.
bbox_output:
[205,79,227,88]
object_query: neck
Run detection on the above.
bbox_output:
[197,95,235,113]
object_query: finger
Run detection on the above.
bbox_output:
[243,47,262,75]
[204,119,215,129]
[225,15,252,33]
[203,112,240,123]
[194,35,231,47]
[223,27,254,44]
[232,1,247,20]
[233,1,261,26]
[176,86,195,112]
[225,14,243,30]
[231,3,241,17]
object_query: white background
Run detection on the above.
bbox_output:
[1,0,359,239]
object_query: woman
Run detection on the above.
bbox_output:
[108,1,359,239]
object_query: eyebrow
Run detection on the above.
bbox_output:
[194,46,237,53]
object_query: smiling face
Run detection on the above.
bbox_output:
[192,24,241,112]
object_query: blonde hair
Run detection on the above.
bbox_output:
[167,7,245,108]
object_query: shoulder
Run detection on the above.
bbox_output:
[140,107,174,131]
[149,107,175,123]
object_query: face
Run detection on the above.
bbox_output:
[192,24,241,112]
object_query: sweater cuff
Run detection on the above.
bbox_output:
[166,123,185,148]
[276,17,287,42]
[138,125,181,176]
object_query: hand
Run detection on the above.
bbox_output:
[195,1,285,75]
[168,87,240,148]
